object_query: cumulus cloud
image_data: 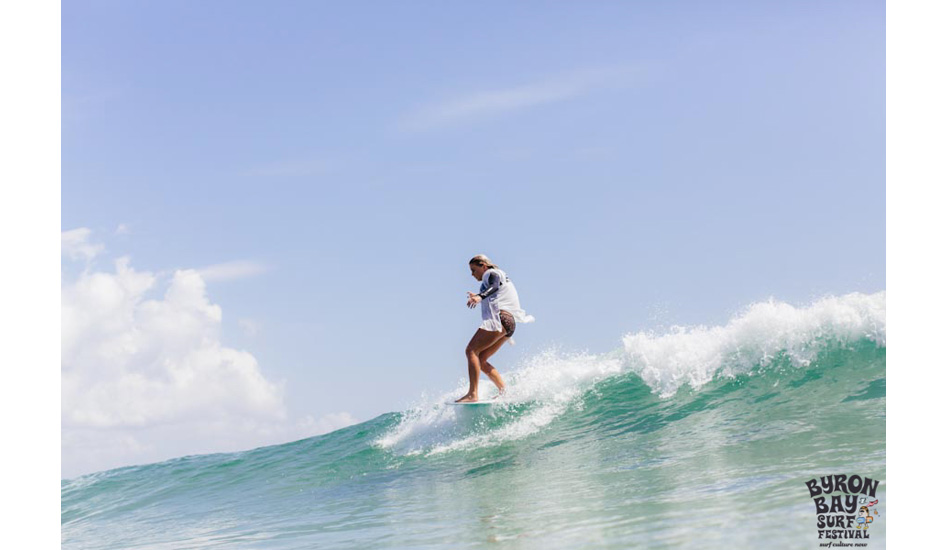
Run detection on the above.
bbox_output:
[61,229,355,478]
[61,227,104,261]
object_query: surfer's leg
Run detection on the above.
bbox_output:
[479,311,514,395]
[478,335,508,393]
[457,329,504,403]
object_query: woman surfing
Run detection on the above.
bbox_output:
[456,254,534,403]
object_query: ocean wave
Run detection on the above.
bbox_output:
[376,291,885,454]
[63,292,886,550]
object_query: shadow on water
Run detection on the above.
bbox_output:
[842,377,886,402]
[464,455,519,478]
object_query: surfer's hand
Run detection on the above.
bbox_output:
[467,292,481,308]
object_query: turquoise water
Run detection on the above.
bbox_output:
[62,292,885,549]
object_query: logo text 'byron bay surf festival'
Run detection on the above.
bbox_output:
[806,474,882,546]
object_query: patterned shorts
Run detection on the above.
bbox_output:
[499,310,516,338]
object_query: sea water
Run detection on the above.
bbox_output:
[62,291,886,549]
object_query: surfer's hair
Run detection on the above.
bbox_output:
[469,254,498,269]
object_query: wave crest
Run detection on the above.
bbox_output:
[623,292,884,397]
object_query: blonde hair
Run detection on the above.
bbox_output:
[469,254,498,269]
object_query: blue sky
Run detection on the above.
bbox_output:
[61,0,884,476]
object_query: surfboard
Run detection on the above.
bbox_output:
[447,400,494,406]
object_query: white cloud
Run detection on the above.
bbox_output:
[197,260,270,282]
[399,65,642,131]
[61,227,104,261]
[61,232,348,478]
[114,223,131,235]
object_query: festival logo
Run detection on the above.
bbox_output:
[805,474,882,547]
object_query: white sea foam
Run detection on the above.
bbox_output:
[375,291,886,455]
[622,291,885,397]
[374,351,623,455]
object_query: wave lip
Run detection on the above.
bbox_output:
[623,291,885,397]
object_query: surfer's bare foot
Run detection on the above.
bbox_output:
[455,394,478,403]
[492,387,506,400]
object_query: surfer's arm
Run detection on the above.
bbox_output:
[477,271,502,299]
